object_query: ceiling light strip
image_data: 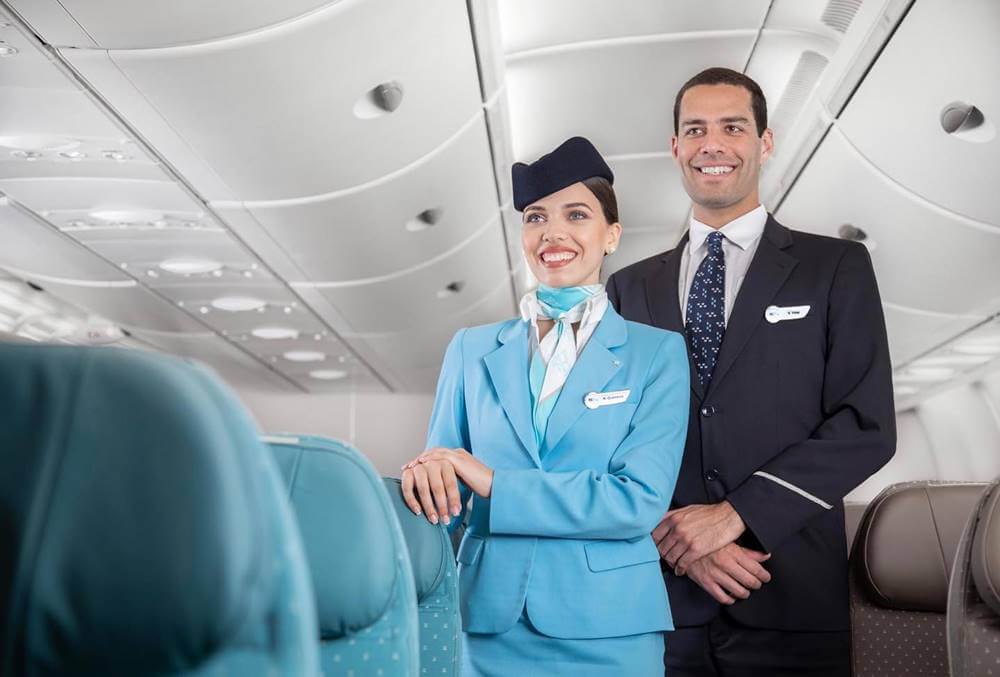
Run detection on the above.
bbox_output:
[36,30,387,392]
[0,266,137,288]
[897,312,1000,373]
[882,301,987,321]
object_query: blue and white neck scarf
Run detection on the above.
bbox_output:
[519,284,608,451]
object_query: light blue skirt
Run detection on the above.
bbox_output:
[461,609,664,676]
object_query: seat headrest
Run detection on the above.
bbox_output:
[382,478,453,602]
[855,481,988,613]
[266,435,403,639]
[971,482,1000,615]
[0,344,315,674]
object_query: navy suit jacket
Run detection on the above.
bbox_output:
[606,215,896,631]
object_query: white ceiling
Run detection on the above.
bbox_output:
[0,0,996,400]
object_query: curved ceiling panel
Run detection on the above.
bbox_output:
[307,224,513,334]
[506,33,755,161]
[776,128,1000,316]
[882,305,985,366]
[0,20,78,89]
[65,1,482,201]
[351,279,515,372]
[154,282,299,311]
[230,117,499,282]
[30,0,336,49]
[0,177,204,216]
[128,330,300,393]
[74,229,259,272]
[36,281,208,333]
[0,199,132,282]
[836,0,1000,226]
[499,0,768,54]
[0,89,135,142]
[608,154,689,230]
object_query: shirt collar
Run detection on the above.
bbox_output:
[688,204,768,252]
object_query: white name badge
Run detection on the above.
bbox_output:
[584,389,631,410]
[765,305,810,324]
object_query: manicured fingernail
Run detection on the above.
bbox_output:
[430,514,438,524]
[442,516,451,525]
[452,506,461,516]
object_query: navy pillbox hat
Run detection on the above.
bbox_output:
[511,136,614,211]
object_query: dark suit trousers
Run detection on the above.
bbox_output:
[664,612,851,676]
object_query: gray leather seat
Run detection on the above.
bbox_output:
[0,344,319,676]
[850,481,988,677]
[947,479,1000,677]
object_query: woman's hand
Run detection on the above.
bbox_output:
[419,448,494,498]
[407,448,494,499]
[400,450,463,526]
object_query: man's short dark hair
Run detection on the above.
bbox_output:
[673,67,768,137]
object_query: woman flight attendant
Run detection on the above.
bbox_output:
[400,136,689,675]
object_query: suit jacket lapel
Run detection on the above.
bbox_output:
[483,320,541,467]
[644,234,705,402]
[707,216,797,396]
[542,307,627,454]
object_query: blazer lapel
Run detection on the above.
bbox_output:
[644,234,705,402]
[483,320,541,467]
[542,308,627,454]
[707,216,797,396]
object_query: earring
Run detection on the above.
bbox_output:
[606,246,616,255]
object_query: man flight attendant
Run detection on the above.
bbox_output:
[606,68,896,675]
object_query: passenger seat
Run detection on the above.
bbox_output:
[947,479,1000,677]
[0,344,319,676]
[850,481,988,676]
[384,477,462,676]
[265,434,421,676]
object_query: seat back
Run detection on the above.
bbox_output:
[0,344,318,677]
[948,480,1000,677]
[265,434,419,676]
[383,478,461,675]
[850,480,988,677]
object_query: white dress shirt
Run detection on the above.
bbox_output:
[679,204,768,326]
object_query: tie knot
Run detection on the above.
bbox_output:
[707,230,725,255]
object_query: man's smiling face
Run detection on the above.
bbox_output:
[672,83,773,223]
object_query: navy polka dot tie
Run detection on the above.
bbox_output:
[686,231,726,387]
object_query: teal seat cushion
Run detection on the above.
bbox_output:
[0,344,319,676]
[266,434,420,676]
[383,478,462,676]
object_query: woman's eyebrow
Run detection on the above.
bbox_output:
[561,202,592,210]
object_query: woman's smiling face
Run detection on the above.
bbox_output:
[521,182,621,288]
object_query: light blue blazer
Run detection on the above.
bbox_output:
[426,306,689,639]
